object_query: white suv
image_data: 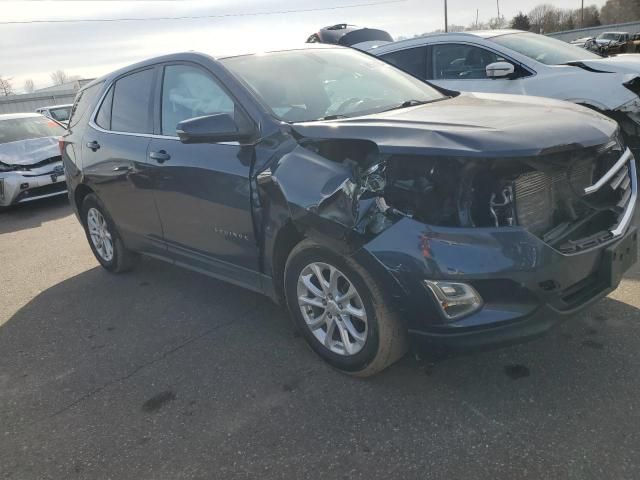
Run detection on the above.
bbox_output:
[369,30,640,152]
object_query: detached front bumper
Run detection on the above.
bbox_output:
[0,162,67,207]
[361,155,638,353]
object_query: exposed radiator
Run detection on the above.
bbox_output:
[514,159,594,236]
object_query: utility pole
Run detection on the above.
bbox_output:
[444,0,448,32]
[476,8,479,28]
[496,0,500,22]
[581,0,584,27]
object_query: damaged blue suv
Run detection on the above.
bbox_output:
[61,46,638,376]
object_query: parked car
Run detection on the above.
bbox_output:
[36,104,73,125]
[0,113,67,209]
[306,23,393,50]
[631,33,640,53]
[62,47,637,376]
[369,30,640,154]
[595,31,635,54]
[570,36,605,54]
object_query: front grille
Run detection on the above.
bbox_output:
[15,181,67,203]
[513,145,637,253]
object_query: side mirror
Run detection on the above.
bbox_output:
[486,62,515,79]
[176,113,251,144]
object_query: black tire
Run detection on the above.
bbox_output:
[81,193,136,273]
[284,239,407,377]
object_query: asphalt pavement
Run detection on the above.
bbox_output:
[1,197,639,480]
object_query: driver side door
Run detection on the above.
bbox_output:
[426,42,530,95]
[148,62,260,289]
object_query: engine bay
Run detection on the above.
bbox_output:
[300,138,632,253]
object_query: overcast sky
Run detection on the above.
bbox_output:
[1,0,606,91]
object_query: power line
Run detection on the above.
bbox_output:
[0,0,406,25]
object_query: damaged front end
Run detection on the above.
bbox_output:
[0,137,67,207]
[257,116,637,348]
[269,133,635,255]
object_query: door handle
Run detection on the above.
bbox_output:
[149,150,171,163]
[86,141,100,151]
[113,165,132,173]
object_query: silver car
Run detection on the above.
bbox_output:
[0,113,67,209]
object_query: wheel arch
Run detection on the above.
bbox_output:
[74,183,95,213]
[269,221,305,305]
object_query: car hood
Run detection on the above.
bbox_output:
[291,92,618,157]
[0,137,60,166]
[569,54,640,75]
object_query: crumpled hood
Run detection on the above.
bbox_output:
[0,137,60,166]
[291,92,618,157]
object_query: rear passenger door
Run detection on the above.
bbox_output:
[148,62,260,287]
[82,67,165,254]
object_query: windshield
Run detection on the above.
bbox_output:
[491,32,601,65]
[0,116,65,144]
[221,48,445,122]
[597,33,622,41]
[49,107,72,122]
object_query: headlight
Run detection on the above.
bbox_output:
[424,280,483,321]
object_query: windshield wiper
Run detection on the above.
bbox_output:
[380,99,438,113]
[318,114,349,121]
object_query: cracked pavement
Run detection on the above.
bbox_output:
[1,197,640,479]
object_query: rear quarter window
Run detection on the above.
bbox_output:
[68,83,103,128]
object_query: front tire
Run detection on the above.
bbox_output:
[81,193,136,273]
[284,239,407,377]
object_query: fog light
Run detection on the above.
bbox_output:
[20,182,29,190]
[424,280,483,321]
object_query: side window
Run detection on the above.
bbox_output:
[111,69,154,134]
[161,64,235,136]
[380,46,428,79]
[95,86,113,130]
[432,44,503,80]
[69,83,102,128]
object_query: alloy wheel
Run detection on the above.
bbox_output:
[87,207,114,262]
[296,262,368,356]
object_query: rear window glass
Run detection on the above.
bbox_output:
[0,117,66,144]
[69,83,102,128]
[111,69,154,134]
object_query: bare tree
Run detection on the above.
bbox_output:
[50,70,69,86]
[528,4,560,33]
[0,76,14,96]
[600,0,640,24]
[24,78,35,93]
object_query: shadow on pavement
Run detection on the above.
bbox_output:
[0,195,72,235]
[1,257,640,479]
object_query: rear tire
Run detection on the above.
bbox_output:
[284,239,407,377]
[81,193,136,273]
